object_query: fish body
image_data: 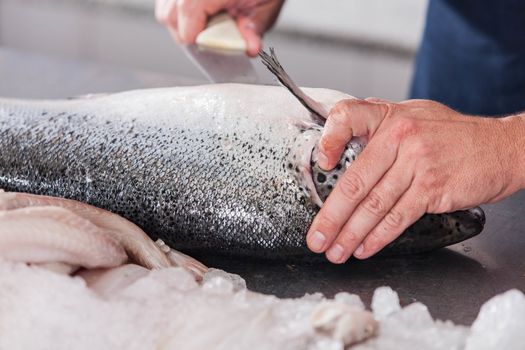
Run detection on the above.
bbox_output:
[0,84,484,258]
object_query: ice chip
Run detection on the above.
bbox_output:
[204,268,247,291]
[465,289,525,350]
[355,301,468,350]
[311,301,377,346]
[396,302,434,326]
[202,276,235,294]
[371,286,401,320]
[0,261,522,350]
[334,292,365,310]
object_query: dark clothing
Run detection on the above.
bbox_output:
[410,0,525,116]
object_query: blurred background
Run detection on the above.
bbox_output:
[0,0,428,100]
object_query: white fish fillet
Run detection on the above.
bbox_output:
[0,206,126,268]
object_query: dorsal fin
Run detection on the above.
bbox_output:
[259,48,328,125]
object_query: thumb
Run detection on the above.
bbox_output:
[318,99,391,170]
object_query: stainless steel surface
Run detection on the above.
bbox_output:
[204,191,525,325]
[183,44,273,84]
[2,47,524,325]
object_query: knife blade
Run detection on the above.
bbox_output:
[182,13,273,85]
[183,44,262,84]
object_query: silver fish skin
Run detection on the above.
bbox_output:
[0,84,484,259]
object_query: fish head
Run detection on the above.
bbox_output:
[285,126,366,208]
[284,124,485,256]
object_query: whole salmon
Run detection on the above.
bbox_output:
[0,83,484,258]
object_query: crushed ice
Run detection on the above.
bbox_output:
[0,262,523,349]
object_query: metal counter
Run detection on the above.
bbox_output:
[1,47,524,325]
[206,190,525,325]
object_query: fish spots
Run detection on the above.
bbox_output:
[311,139,364,202]
[0,86,486,258]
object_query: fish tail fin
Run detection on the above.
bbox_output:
[259,48,328,124]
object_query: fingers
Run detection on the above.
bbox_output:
[354,188,426,259]
[156,0,181,42]
[325,160,414,263]
[177,0,208,43]
[236,17,262,56]
[156,0,178,27]
[155,0,211,44]
[306,130,399,255]
[235,0,283,56]
[155,0,281,55]
[318,99,393,170]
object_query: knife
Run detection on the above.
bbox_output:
[182,13,273,85]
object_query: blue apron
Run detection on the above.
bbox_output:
[410,0,525,116]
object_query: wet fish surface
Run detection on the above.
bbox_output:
[0,83,484,259]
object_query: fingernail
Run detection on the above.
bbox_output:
[309,231,326,252]
[354,244,364,257]
[317,152,330,170]
[327,244,345,263]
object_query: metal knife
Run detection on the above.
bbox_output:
[182,13,273,85]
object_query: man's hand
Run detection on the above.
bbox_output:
[155,0,284,56]
[306,98,525,263]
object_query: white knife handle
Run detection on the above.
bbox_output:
[195,13,247,51]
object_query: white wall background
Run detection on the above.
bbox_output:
[278,0,427,51]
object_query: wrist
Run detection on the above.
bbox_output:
[499,113,525,192]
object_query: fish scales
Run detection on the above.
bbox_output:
[0,84,484,258]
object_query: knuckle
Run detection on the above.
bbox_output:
[319,135,345,154]
[329,108,352,128]
[315,214,340,233]
[428,194,454,213]
[416,168,443,193]
[331,98,355,113]
[361,191,387,217]
[379,101,396,118]
[328,99,360,124]
[178,0,191,9]
[391,117,418,142]
[383,209,404,230]
[331,235,358,258]
[366,233,387,253]
[369,228,383,240]
[343,232,360,245]
[338,170,365,201]
[411,138,434,159]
